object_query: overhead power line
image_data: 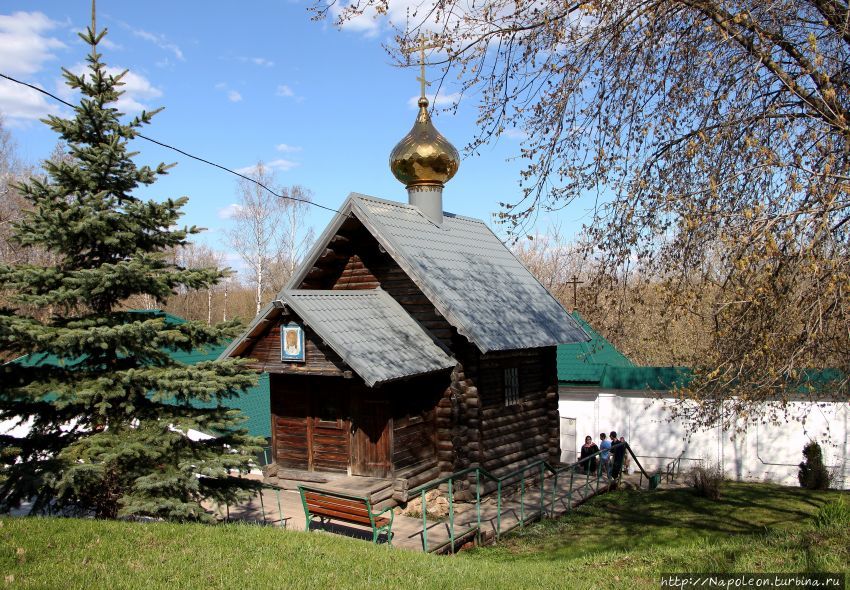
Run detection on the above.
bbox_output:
[0,72,341,215]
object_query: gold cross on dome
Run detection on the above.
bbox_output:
[403,34,440,99]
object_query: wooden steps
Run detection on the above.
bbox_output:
[265,468,396,509]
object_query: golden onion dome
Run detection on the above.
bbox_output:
[389,97,460,187]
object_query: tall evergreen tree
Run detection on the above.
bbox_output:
[0,26,262,520]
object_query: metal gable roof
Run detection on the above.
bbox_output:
[224,191,588,362]
[280,289,455,387]
[344,194,588,352]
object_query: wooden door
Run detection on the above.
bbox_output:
[309,390,350,472]
[271,376,350,473]
[350,396,392,478]
[272,376,310,470]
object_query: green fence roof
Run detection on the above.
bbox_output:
[557,311,634,384]
[556,314,840,393]
[11,311,271,439]
[165,337,271,439]
[556,312,691,390]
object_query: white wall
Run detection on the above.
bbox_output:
[559,387,850,489]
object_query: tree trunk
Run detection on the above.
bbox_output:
[256,262,263,315]
[223,283,228,322]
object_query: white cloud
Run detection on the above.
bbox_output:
[108,69,163,113]
[266,159,300,172]
[330,0,461,37]
[215,82,243,103]
[0,78,60,122]
[407,92,461,109]
[503,127,527,140]
[275,84,295,98]
[217,203,243,219]
[235,159,299,175]
[0,11,66,76]
[333,11,381,37]
[132,28,184,61]
[99,37,122,51]
[276,143,302,153]
[240,56,275,67]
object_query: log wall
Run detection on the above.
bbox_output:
[432,346,559,499]
[477,347,560,475]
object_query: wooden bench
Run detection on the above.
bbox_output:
[298,485,394,545]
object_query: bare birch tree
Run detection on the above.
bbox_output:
[0,116,28,266]
[512,225,583,305]
[225,163,315,314]
[268,184,315,294]
[171,243,228,323]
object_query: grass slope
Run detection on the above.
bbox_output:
[0,482,847,590]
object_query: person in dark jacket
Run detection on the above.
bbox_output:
[610,430,627,479]
[579,435,599,475]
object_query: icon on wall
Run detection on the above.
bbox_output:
[281,322,305,362]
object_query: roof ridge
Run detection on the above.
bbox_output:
[350,192,484,224]
[285,288,383,297]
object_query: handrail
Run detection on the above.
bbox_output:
[408,465,499,496]
[409,442,655,553]
[224,442,658,552]
[407,442,651,497]
[221,482,289,529]
[665,452,684,482]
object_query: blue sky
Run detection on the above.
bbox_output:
[0,1,588,266]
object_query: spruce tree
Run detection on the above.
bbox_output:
[0,26,262,520]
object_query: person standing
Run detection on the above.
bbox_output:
[621,436,631,475]
[599,432,612,479]
[579,435,599,475]
[610,431,626,479]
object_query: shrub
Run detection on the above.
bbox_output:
[798,442,832,490]
[686,464,723,500]
[813,498,850,530]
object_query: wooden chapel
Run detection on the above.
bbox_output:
[220,92,587,505]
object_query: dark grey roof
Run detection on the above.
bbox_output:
[287,194,588,353]
[281,289,455,386]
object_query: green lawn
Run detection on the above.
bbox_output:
[0,482,847,590]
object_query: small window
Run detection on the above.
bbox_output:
[504,367,520,406]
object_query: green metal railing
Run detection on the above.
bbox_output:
[407,442,656,553]
[666,453,684,483]
[221,482,289,528]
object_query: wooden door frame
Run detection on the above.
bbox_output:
[269,374,351,473]
[306,383,350,473]
[349,391,393,478]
